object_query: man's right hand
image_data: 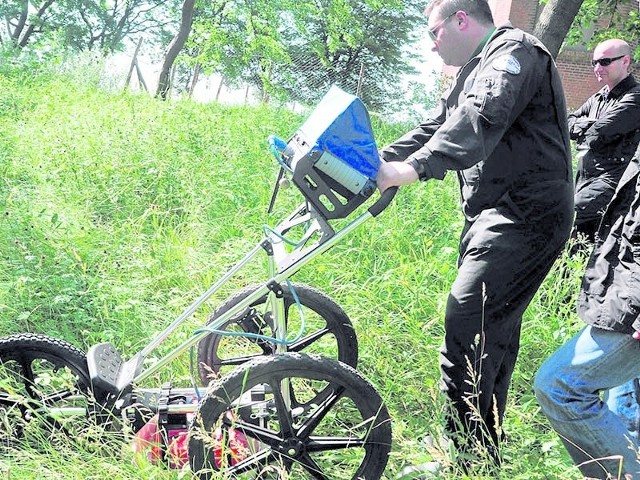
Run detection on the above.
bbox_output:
[571,117,595,137]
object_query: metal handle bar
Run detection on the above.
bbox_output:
[268,134,397,216]
[368,186,398,217]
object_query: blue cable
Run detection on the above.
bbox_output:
[262,224,301,247]
[192,280,305,346]
[268,135,293,173]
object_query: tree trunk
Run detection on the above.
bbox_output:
[215,76,224,101]
[15,0,56,48]
[188,62,200,97]
[533,0,586,59]
[155,0,196,100]
[11,0,29,44]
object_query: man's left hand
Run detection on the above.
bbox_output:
[377,161,419,192]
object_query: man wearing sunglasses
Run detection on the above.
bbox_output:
[568,39,640,250]
[377,0,573,476]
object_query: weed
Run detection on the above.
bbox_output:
[0,53,590,479]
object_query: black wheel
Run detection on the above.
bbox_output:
[189,352,392,479]
[197,283,357,385]
[0,333,91,443]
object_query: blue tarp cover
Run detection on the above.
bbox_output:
[297,85,380,179]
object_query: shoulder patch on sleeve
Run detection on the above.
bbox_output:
[492,54,521,75]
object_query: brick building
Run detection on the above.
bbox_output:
[450,0,639,110]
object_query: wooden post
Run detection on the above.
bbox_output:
[125,38,143,90]
[135,63,149,92]
[356,63,364,97]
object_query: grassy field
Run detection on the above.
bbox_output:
[0,52,591,479]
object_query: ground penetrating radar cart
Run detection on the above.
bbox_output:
[0,85,397,479]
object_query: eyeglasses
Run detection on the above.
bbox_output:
[428,11,457,41]
[591,55,625,67]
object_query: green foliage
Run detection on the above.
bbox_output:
[566,0,640,59]
[0,0,178,53]
[0,54,304,350]
[0,56,587,479]
[189,0,429,113]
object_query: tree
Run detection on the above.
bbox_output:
[533,0,586,58]
[566,0,640,57]
[72,0,176,52]
[278,0,425,109]
[187,0,302,102]
[187,0,425,111]
[156,0,196,99]
[186,0,241,89]
[534,0,640,59]
[0,0,57,48]
[0,0,176,53]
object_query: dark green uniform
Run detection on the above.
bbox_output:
[381,24,573,452]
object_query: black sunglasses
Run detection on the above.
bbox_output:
[591,55,625,67]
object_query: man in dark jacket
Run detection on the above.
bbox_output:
[569,38,640,247]
[377,0,573,471]
[535,142,640,480]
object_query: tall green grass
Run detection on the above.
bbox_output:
[0,52,589,479]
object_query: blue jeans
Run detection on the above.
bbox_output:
[608,380,640,447]
[534,326,640,479]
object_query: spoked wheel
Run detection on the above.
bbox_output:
[0,333,91,443]
[197,283,357,385]
[189,353,392,480]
